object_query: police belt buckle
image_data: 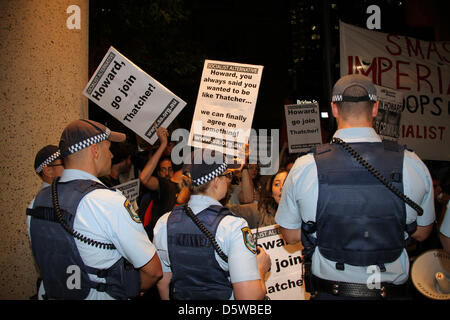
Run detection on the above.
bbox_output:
[312,275,407,299]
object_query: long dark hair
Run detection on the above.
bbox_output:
[257,169,288,215]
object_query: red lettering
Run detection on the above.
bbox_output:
[402,125,445,141]
[405,125,414,138]
[396,61,411,90]
[405,37,425,59]
[426,42,443,61]
[437,66,443,95]
[438,126,445,140]
[348,56,353,74]
[377,57,392,86]
[429,126,436,139]
[385,34,402,56]
[416,64,433,93]
[354,56,377,83]
[416,125,423,138]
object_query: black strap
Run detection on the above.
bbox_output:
[183,205,229,263]
[312,275,408,299]
[51,177,116,250]
[332,138,423,216]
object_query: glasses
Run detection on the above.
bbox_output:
[219,172,233,180]
[159,167,173,173]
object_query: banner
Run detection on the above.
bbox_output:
[284,102,322,153]
[83,47,187,145]
[252,225,309,300]
[373,85,404,142]
[339,21,450,160]
[188,60,263,157]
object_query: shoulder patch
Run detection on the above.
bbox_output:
[241,227,257,254]
[124,199,141,223]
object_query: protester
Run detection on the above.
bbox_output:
[26,119,162,299]
[153,148,271,300]
[238,163,263,204]
[138,125,189,240]
[228,169,289,230]
[276,74,435,300]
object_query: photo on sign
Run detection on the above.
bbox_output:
[373,85,403,142]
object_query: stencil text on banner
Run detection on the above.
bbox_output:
[340,21,449,161]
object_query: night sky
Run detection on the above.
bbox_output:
[87,0,448,143]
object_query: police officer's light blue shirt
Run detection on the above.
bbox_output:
[440,202,450,237]
[275,127,435,285]
[153,194,261,299]
[28,169,157,300]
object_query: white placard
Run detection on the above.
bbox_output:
[252,224,309,300]
[83,46,187,145]
[115,178,140,202]
[188,60,263,157]
[284,102,322,153]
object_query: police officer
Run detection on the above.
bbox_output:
[275,74,435,300]
[27,119,162,299]
[27,144,65,299]
[440,203,450,253]
[153,148,271,300]
[29,145,64,204]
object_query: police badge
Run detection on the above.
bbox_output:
[124,199,141,223]
[241,227,257,254]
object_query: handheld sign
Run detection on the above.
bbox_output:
[188,60,263,158]
[284,101,322,154]
[115,178,140,202]
[252,224,309,300]
[373,85,404,142]
[83,46,186,145]
[115,178,140,212]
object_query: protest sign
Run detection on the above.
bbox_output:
[373,85,404,142]
[252,224,309,300]
[340,21,450,160]
[115,178,140,202]
[83,46,186,145]
[284,102,322,154]
[188,60,263,158]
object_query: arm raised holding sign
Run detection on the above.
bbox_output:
[139,124,169,191]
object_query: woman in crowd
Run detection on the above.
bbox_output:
[228,169,289,230]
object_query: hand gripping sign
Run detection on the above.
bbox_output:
[83,46,186,145]
[252,224,309,300]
